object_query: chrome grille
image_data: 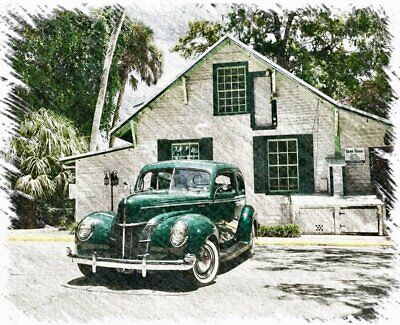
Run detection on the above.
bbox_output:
[137,223,158,258]
[123,225,146,259]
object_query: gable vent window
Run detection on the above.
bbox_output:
[213,62,249,115]
[171,142,199,160]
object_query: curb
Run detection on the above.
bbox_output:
[255,238,394,247]
[6,235,394,247]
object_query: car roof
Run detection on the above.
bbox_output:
[141,160,240,174]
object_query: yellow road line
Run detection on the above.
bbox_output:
[7,236,74,242]
[5,236,394,247]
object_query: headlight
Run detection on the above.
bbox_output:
[77,218,94,241]
[170,221,188,247]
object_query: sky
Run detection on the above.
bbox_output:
[1,0,400,323]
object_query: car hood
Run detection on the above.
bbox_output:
[116,191,211,224]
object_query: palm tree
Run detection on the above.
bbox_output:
[11,108,87,227]
[109,20,163,146]
[90,8,126,151]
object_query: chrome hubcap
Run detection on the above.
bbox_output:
[194,244,215,279]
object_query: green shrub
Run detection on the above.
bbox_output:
[258,224,300,237]
[67,221,78,235]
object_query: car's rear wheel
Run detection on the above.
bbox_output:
[187,239,219,287]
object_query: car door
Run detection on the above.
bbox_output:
[213,170,238,246]
[234,172,246,220]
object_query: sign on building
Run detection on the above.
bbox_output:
[345,147,366,164]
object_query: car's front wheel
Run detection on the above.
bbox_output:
[187,239,219,287]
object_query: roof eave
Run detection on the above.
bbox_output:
[112,34,391,138]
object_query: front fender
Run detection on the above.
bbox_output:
[151,213,217,255]
[235,205,256,243]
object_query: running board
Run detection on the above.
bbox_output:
[220,241,250,263]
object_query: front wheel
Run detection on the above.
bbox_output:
[186,239,220,287]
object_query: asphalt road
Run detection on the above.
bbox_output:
[5,241,400,322]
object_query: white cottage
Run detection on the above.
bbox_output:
[61,35,392,235]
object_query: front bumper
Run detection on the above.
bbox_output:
[66,247,196,277]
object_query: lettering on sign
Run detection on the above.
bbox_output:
[345,147,365,165]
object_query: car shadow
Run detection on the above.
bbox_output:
[66,252,251,293]
[67,271,197,293]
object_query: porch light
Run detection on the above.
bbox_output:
[104,171,110,185]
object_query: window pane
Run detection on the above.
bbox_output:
[268,138,299,193]
[171,142,200,160]
[268,141,278,153]
[269,166,278,178]
[288,140,297,152]
[289,166,298,177]
[269,178,279,190]
[217,65,247,114]
[279,178,288,190]
[279,153,287,165]
[279,166,288,177]
[269,153,278,165]
[288,153,297,164]
[278,141,287,152]
[289,178,298,190]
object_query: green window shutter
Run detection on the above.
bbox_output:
[297,134,314,193]
[157,139,171,161]
[199,137,213,160]
[253,136,266,193]
[212,64,218,116]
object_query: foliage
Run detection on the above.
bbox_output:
[110,17,163,132]
[67,221,79,234]
[173,5,392,117]
[258,224,301,237]
[8,8,122,135]
[10,108,87,228]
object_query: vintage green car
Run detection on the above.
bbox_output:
[67,160,257,287]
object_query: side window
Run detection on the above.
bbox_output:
[215,171,236,194]
[236,173,245,195]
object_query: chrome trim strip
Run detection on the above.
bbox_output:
[122,198,127,258]
[68,254,195,272]
[117,221,148,227]
[140,198,243,210]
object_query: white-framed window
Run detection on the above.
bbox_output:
[216,65,247,114]
[171,142,200,160]
[267,138,299,192]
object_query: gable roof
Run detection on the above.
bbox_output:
[111,34,391,140]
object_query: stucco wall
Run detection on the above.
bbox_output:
[73,148,136,221]
[72,40,389,225]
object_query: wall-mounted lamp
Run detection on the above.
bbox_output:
[104,170,119,211]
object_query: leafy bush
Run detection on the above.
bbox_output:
[258,224,300,237]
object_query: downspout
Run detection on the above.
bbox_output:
[334,106,341,158]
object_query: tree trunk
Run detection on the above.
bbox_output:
[109,68,129,147]
[89,9,126,151]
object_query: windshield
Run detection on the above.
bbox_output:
[136,168,210,193]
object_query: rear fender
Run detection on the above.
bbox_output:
[235,205,256,243]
